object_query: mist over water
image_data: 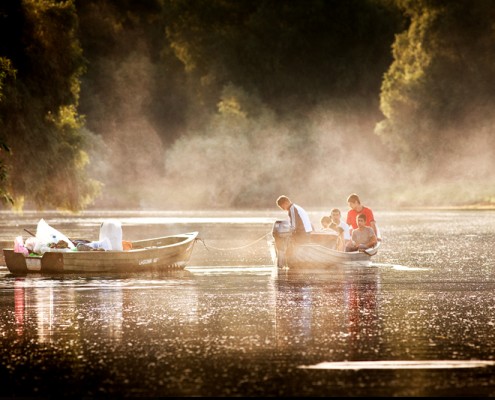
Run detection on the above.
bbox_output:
[86,56,495,211]
[77,3,495,212]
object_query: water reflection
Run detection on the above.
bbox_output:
[14,278,58,342]
[272,266,383,361]
[97,287,123,340]
[9,271,199,345]
[14,278,24,336]
[344,268,381,359]
[273,274,315,346]
[2,209,495,396]
[34,283,55,342]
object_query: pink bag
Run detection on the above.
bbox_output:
[14,236,29,256]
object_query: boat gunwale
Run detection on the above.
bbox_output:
[3,231,199,256]
[296,240,381,257]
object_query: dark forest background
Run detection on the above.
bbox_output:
[1,0,495,211]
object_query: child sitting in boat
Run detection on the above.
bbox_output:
[345,213,377,252]
[320,216,332,230]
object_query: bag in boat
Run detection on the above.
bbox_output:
[99,219,123,251]
[14,236,29,256]
[33,218,75,254]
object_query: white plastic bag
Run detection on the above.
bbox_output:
[99,220,123,251]
[24,237,37,252]
[88,238,112,251]
[33,218,75,254]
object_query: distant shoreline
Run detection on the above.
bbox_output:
[391,205,495,211]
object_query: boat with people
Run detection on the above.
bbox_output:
[269,219,380,271]
[3,219,199,275]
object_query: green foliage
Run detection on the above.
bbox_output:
[0,57,16,103]
[377,0,495,169]
[164,0,404,117]
[0,57,15,205]
[4,0,494,209]
[0,0,101,211]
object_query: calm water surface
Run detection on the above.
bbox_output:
[0,209,494,397]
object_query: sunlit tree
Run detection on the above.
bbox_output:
[0,57,15,206]
[0,0,101,211]
[377,0,495,171]
[164,0,403,117]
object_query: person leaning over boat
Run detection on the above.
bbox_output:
[329,208,351,251]
[276,195,313,243]
[346,193,379,239]
[345,213,377,252]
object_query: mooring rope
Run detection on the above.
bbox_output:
[197,232,272,252]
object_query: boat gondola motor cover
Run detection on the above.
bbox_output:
[272,220,291,238]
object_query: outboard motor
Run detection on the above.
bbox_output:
[272,220,292,268]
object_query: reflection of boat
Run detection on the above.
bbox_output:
[270,220,380,270]
[3,232,199,275]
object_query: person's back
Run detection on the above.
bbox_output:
[276,195,313,243]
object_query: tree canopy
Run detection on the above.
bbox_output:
[0,0,100,211]
[377,0,495,173]
[1,0,494,210]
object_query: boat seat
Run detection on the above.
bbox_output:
[310,232,339,248]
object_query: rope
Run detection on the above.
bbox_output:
[198,232,272,252]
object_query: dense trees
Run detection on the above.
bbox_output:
[377,0,495,180]
[0,0,494,210]
[75,0,405,209]
[158,0,404,126]
[0,0,100,210]
[0,57,15,206]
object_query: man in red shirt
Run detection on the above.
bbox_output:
[346,193,379,239]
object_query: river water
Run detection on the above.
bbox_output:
[0,209,494,397]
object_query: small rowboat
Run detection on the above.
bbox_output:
[269,220,380,271]
[3,232,199,275]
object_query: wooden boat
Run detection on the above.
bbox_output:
[270,220,380,271]
[3,232,199,274]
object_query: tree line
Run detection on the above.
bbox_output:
[0,0,493,211]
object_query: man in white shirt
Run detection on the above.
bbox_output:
[276,195,313,243]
